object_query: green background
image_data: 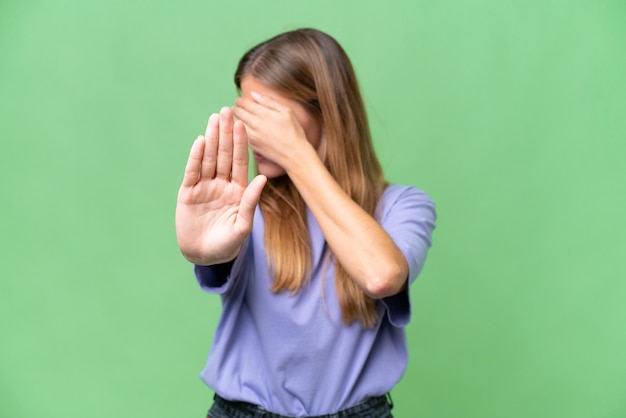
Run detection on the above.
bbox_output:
[2,1,625,417]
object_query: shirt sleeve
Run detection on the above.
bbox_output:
[378,185,436,327]
[194,238,250,294]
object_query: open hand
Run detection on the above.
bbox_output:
[175,107,267,265]
[233,89,320,172]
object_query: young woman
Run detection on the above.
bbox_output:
[175,28,436,418]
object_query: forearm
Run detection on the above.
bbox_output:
[284,145,408,299]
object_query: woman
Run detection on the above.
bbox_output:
[175,28,436,418]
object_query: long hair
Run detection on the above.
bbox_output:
[234,28,387,327]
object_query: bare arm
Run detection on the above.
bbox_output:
[234,94,407,299]
[287,146,409,298]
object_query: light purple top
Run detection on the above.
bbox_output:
[194,184,436,416]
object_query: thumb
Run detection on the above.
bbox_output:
[237,175,267,233]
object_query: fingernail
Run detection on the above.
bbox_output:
[251,91,262,101]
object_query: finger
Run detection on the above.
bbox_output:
[232,103,256,132]
[233,98,257,117]
[231,120,249,186]
[236,174,267,234]
[216,107,234,179]
[235,96,273,118]
[202,113,219,178]
[182,136,205,187]
[250,91,281,110]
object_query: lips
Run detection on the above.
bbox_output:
[253,152,266,162]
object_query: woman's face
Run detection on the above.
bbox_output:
[239,76,323,178]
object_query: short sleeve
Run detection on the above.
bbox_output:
[378,185,436,327]
[194,239,250,294]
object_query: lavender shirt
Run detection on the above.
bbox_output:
[194,184,436,416]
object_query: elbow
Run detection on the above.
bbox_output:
[364,263,408,299]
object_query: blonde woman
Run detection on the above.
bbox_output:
[176,28,436,418]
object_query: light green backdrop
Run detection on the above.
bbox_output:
[1,1,625,417]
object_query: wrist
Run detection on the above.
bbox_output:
[180,246,240,266]
[283,140,321,176]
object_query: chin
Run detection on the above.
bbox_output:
[256,161,287,179]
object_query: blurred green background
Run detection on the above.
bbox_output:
[1,1,625,417]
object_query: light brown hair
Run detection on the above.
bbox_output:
[234,28,387,327]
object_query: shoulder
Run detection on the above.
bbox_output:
[382,184,433,202]
[379,184,436,221]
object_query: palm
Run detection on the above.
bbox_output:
[175,108,266,265]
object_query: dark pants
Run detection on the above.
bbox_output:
[207,393,394,418]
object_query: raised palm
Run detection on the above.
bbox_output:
[175,107,266,265]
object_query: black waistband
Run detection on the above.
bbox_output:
[211,393,392,418]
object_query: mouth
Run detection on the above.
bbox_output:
[253,152,266,162]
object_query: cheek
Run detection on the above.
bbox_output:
[302,119,322,149]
